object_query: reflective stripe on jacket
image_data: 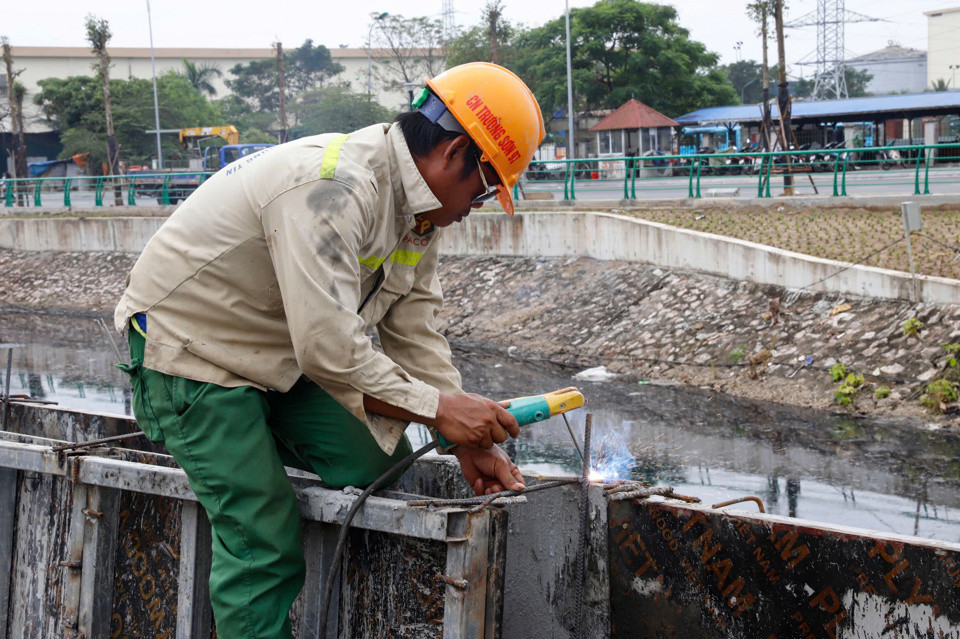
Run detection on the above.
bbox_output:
[114,123,463,454]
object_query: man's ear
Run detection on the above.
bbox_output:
[439,135,473,170]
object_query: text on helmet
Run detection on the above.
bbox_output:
[466,95,523,165]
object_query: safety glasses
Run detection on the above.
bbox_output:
[472,157,499,205]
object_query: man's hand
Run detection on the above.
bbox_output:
[453,444,525,495]
[430,393,519,449]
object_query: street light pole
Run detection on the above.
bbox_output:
[146,0,163,169]
[741,77,760,103]
[565,0,575,160]
[367,12,388,96]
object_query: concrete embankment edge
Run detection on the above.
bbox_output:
[438,211,959,305]
[1,208,957,304]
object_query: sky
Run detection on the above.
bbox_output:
[4,0,960,75]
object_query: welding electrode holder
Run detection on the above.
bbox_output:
[436,387,585,448]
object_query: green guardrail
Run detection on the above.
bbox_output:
[2,172,215,208]
[3,143,960,208]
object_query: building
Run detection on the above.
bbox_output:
[926,6,960,89]
[675,91,960,157]
[1,45,429,174]
[7,46,415,134]
[847,43,927,95]
[588,99,677,158]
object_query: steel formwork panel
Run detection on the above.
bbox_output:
[609,499,960,638]
[0,430,506,638]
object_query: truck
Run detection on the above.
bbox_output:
[130,126,274,204]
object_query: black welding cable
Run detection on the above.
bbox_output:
[318,439,440,635]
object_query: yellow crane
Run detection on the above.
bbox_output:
[178,125,240,147]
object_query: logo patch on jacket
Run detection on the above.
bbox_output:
[412,218,434,237]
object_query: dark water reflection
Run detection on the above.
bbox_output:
[2,312,958,542]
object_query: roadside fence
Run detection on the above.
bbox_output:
[3,142,960,209]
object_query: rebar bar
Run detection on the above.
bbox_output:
[97,318,124,365]
[2,349,12,430]
[51,431,146,453]
[562,412,584,463]
[608,487,701,503]
[574,413,592,639]
[406,479,575,508]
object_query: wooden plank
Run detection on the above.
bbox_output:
[0,440,65,476]
[293,521,340,639]
[443,512,492,639]
[176,501,213,639]
[59,482,87,634]
[0,468,17,639]
[483,509,508,639]
[7,472,73,638]
[77,485,121,637]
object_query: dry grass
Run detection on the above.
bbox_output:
[624,207,960,280]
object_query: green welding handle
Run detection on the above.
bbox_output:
[504,396,552,426]
[435,397,552,448]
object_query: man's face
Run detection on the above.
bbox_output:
[416,136,500,228]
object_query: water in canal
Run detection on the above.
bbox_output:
[2,311,958,543]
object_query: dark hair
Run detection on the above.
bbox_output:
[395,111,480,181]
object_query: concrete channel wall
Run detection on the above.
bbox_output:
[1,208,958,304]
[438,211,960,305]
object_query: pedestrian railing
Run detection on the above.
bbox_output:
[515,141,960,201]
[2,171,214,208]
[3,143,960,209]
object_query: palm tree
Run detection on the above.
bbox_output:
[180,59,222,96]
[929,78,950,92]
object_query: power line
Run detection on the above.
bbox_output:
[799,235,905,291]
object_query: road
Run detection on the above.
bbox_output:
[9,165,960,208]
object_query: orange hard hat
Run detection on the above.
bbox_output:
[421,62,545,215]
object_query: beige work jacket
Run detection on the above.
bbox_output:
[114,123,463,454]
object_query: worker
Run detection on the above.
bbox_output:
[114,62,545,638]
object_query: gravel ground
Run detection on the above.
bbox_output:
[2,247,955,426]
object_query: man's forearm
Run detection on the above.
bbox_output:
[363,394,438,428]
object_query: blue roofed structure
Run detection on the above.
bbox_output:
[675,91,960,126]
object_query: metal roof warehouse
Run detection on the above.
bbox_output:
[675,91,960,126]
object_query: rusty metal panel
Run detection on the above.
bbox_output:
[110,490,183,639]
[340,528,448,638]
[608,499,960,638]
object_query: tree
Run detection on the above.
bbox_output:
[721,60,764,104]
[445,2,519,67]
[2,37,27,185]
[226,40,343,118]
[370,14,447,95]
[929,78,950,92]
[180,59,222,96]
[215,94,276,141]
[290,87,396,138]
[510,0,736,120]
[747,0,774,149]
[85,15,119,180]
[35,73,222,169]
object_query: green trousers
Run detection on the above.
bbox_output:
[121,329,413,638]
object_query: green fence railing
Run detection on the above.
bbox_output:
[4,143,960,209]
[2,171,215,208]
